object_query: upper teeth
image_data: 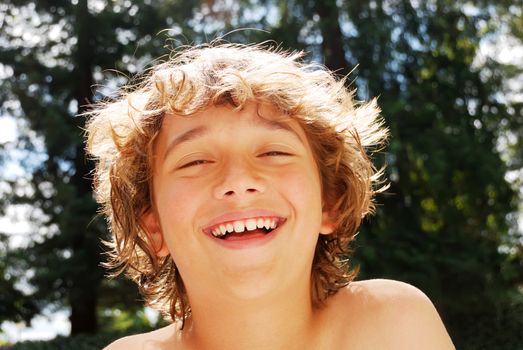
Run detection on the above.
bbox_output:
[211,217,278,237]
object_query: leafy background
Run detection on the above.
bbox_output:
[0,0,521,349]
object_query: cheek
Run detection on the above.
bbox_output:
[154,180,201,244]
[279,166,323,214]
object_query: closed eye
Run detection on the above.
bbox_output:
[260,151,293,157]
[179,159,213,169]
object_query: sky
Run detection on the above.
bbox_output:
[1,310,70,343]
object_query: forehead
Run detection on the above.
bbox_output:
[160,102,308,142]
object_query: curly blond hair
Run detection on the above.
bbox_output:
[85,42,387,325]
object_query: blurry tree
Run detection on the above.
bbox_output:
[0,0,198,334]
[344,2,522,347]
[0,235,37,323]
[341,1,522,348]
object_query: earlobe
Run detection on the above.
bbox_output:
[320,211,336,235]
[142,209,169,257]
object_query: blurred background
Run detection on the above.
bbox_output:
[0,0,522,349]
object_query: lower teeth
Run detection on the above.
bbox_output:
[218,228,273,239]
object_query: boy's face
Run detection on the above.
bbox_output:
[145,102,333,302]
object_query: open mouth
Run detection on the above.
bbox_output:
[206,217,284,240]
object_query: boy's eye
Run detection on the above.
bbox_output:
[260,151,292,157]
[179,159,212,169]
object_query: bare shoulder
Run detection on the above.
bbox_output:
[103,323,179,350]
[326,279,456,349]
[341,278,435,305]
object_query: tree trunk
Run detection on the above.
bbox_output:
[69,0,98,334]
[70,294,98,334]
[314,0,348,76]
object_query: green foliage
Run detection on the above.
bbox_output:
[98,305,164,333]
[0,236,37,324]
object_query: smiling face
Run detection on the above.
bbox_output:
[144,102,334,304]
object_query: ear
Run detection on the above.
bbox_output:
[320,210,336,235]
[141,209,169,257]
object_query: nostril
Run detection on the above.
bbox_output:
[213,178,266,199]
[221,188,259,197]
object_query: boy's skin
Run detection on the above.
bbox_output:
[105,102,455,349]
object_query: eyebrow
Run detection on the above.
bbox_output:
[162,117,304,161]
[163,125,209,161]
[253,117,304,143]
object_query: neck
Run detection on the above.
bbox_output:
[181,283,321,350]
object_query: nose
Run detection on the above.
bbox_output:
[212,158,266,200]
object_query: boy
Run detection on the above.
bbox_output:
[86,43,455,349]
